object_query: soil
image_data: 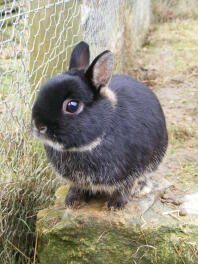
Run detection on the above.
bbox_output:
[135,19,198,196]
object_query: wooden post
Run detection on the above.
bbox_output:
[29,0,81,91]
[133,0,151,48]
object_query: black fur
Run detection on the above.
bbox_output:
[69,41,90,71]
[31,42,168,209]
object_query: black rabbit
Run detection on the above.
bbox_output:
[31,41,168,209]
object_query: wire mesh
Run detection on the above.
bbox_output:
[0,0,120,262]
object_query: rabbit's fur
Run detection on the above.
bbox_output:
[31,42,168,209]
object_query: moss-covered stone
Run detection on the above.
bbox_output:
[37,185,198,264]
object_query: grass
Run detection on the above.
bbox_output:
[168,123,197,148]
[0,72,60,262]
[180,161,198,180]
[152,0,198,22]
[177,161,198,191]
[0,121,60,262]
[129,19,198,87]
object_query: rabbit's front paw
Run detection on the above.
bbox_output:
[107,192,129,210]
[65,187,85,207]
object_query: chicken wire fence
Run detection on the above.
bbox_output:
[0,0,121,262]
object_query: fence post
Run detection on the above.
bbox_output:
[133,0,151,48]
[29,0,81,91]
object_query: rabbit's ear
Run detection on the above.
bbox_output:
[69,41,90,71]
[86,51,114,89]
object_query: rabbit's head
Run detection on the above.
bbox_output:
[31,42,116,152]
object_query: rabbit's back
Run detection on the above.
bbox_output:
[110,74,167,152]
[109,74,168,172]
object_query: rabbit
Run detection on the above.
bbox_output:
[31,41,168,209]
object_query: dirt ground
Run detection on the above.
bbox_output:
[134,19,198,193]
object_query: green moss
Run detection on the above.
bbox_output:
[37,186,198,263]
[38,217,198,264]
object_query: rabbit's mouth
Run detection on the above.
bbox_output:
[31,120,65,151]
[38,136,65,152]
[31,119,104,153]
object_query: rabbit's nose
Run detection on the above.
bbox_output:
[38,124,47,134]
[32,120,47,134]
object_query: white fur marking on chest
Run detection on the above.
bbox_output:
[41,138,65,151]
[41,136,102,153]
[66,136,102,152]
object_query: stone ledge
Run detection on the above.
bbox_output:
[37,184,198,264]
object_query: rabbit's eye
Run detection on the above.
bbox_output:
[63,99,83,115]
